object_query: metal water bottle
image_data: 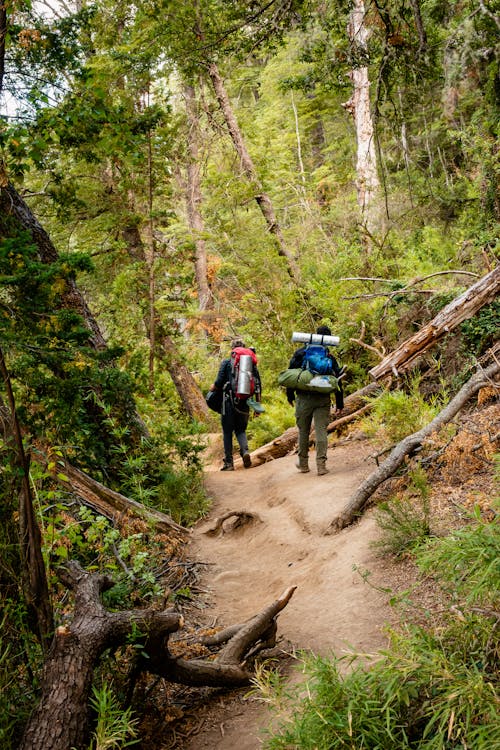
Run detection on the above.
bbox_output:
[237,354,253,396]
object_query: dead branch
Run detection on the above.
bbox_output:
[42,453,188,535]
[369,267,500,381]
[218,586,296,665]
[327,403,374,433]
[324,360,500,534]
[349,321,386,359]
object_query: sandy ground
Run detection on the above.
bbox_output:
[176,438,402,750]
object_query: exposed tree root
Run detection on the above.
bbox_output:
[203,510,262,536]
[20,562,296,750]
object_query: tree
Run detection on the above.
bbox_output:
[19,560,295,750]
[342,0,381,236]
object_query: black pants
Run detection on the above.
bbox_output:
[221,396,249,464]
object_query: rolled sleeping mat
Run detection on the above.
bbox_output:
[292,331,340,347]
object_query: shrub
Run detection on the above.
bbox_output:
[364,379,440,442]
[373,469,432,557]
[262,508,500,749]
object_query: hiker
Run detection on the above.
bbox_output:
[287,325,344,476]
[209,339,262,471]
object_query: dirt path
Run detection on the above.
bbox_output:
[180,440,400,749]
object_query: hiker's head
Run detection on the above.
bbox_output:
[231,338,245,349]
[316,325,332,337]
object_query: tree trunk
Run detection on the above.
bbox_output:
[369,266,500,381]
[342,0,380,235]
[19,562,182,750]
[324,360,500,533]
[20,561,295,750]
[184,81,213,311]
[43,454,189,534]
[0,360,53,651]
[160,333,210,420]
[0,184,107,350]
[207,62,302,284]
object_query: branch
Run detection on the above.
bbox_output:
[324,360,500,534]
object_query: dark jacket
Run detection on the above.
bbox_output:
[286,346,344,410]
[214,357,262,407]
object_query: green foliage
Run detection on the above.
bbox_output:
[417,502,500,607]
[460,300,500,357]
[263,511,500,750]
[247,393,296,449]
[89,683,139,750]
[373,469,432,557]
[0,602,43,749]
[363,379,441,442]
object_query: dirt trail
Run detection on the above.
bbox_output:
[181,440,399,750]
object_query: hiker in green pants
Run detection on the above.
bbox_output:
[287,326,344,475]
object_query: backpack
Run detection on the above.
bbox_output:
[230,347,258,401]
[278,368,339,393]
[302,344,333,375]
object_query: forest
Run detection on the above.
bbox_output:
[0,0,499,748]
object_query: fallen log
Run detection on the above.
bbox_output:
[324,359,500,534]
[44,455,188,534]
[369,266,500,381]
[19,561,295,750]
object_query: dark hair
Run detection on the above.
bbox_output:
[231,338,245,349]
[316,325,332,336]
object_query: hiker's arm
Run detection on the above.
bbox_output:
[213,359,229,390]
[254,366,262,401]
[286,349,304,405]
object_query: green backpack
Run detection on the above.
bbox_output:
[278,368,339,393]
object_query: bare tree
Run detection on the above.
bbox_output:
[19,561,295,750]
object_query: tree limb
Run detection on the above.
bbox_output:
[324,360,500,534]
[369,267,500,381]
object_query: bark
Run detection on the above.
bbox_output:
[369,266,500,381]
[19,562,182,750]
[160,333,210,420]
[324,360,500,534]
[184,81,213,311]
[20,562,295,750]
[207,62,301,284]
[409,0,427,53]
[0,0,6,98]
[0,359,53,651]
[0,184,107,351]
[43,454,188,534]
[342,0,380,234]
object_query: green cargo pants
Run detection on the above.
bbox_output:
[295,391,331,467]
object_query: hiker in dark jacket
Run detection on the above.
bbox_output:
[287,325,344,476]
[210,339,262,471]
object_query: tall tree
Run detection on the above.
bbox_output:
[183,80,214,312]
[342,0,380,236]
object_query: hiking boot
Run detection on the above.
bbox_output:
[221,462,234,471]
[242,453,252,469]
[317,464,329,476]
[295,458,310,473]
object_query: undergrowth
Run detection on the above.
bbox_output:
[260,502,500,749]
